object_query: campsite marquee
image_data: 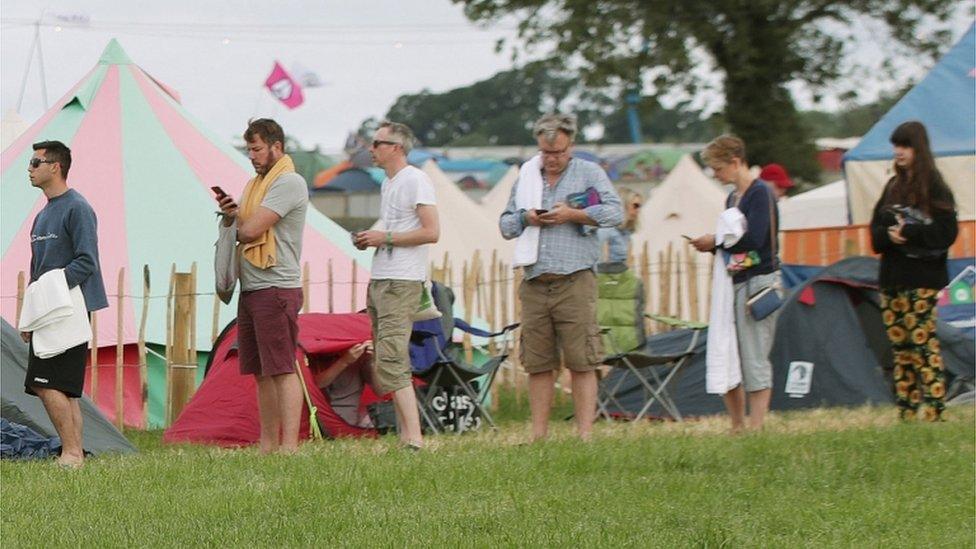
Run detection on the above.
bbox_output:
[0,39,372,350]
[632,154,727,258]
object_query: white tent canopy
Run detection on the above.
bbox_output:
[480,165,518,219]
[632,154,727,257]
[779,180,849,230]
[1,110,28,151]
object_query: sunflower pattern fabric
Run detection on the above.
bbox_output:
[880,288,946,421]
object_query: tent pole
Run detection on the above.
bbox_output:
[15,22,39,113]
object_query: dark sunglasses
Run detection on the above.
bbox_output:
[29,158,56,169]
[371,140,400,148]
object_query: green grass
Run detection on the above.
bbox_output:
[2,396,973,548]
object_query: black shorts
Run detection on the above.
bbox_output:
[25,341,88,398]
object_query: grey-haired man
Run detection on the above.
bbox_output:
[500,113,623,441]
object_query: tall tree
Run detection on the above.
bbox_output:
[371,59,609,147]
[454,0,959,181]
[601,96,724,143]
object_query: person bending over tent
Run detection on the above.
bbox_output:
[310,341,375,429]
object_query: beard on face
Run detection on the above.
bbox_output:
[252,151,272,175]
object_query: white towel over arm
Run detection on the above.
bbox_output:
[19,268,92,359]
[513,155,543,268]
[705,208,746,395]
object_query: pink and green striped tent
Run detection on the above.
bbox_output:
[0,40,370,426]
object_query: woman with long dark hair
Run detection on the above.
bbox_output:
[870,121,958,421]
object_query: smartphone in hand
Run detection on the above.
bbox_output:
[211,186,228,200]
[535,209,549,215]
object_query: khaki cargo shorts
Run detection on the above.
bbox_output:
[518,269,603,374]
[367,279,422,395]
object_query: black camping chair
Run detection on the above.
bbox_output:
[596,280,706,422]
[410,283,519,433]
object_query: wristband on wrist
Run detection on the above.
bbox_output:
[385,231,393,248]
[520,209,528,226]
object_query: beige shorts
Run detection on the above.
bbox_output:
[518,269,603,374]
[366,279,422,395]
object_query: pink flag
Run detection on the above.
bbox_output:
[264,61,304,109]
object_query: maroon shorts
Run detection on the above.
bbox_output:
[237,287,302,377]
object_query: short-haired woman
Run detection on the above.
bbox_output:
[691,135,781,432]
[870,121,958,421]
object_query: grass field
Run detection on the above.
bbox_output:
[2,392,974,548]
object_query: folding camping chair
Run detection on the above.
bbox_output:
[410,283,519,434]
[594,262,706,421]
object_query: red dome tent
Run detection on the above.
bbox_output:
[164,313,377,446]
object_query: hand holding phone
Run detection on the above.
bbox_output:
[211,186,228,200]
[534,209,549,215]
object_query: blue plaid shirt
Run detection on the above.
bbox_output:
[500,158,623,280]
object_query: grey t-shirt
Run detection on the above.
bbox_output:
[239,172,308,291]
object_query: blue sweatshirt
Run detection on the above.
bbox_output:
[723,179,780,284]
[29,189,108,311]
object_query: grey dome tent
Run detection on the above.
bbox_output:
[602,257,975,418]
[1,319,136,456]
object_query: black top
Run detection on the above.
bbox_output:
[869,176,958,290]
[723,179,780,284]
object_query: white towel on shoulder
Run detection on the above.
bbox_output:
[19,268,92,359]
[705,207,746,395]
[513,155,543,268]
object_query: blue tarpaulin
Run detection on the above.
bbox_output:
[844,24,975,163]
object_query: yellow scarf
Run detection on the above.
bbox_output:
[239,154,295,269]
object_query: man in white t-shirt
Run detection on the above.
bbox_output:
[353,121,439,450]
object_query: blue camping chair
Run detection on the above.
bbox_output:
[410,283,519,433]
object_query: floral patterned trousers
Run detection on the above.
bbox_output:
[880,288,946,421]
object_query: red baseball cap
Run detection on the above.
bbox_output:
[760,163,794,189]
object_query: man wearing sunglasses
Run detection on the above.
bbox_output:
[353,121,439,451]
[21,140,108,468]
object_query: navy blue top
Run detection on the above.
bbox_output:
[29,189,108,311]
[723,180,780,284]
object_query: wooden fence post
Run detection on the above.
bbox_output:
[512,267,524,405]
[327,259,334,313]
[115,268,125,430]
[498,260,510,391]
[167,268,198,426]
[674,248,684,320]
[461,257,476,364]
[164,264,176,425]
[16,271,25,328]
[139,265,150,428]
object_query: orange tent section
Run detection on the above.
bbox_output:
[781,220,975,266]
[313,160,353,188]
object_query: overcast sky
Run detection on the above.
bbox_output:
[2,1,972,151]
[1,0,523,151]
